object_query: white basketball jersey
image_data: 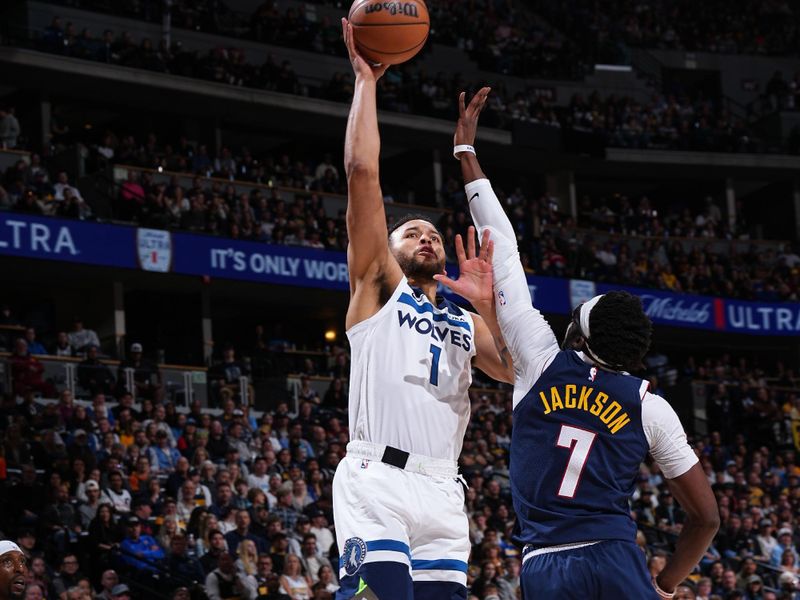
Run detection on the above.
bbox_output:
[346,277,477,461]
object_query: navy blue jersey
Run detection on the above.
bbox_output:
[511,350,649,547]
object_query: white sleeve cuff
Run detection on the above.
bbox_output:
[642,392,699,480]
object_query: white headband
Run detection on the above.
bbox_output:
[0,541,22,556]
[578,294,604,339]
[578,294,618,368]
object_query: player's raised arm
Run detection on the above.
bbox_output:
[644,393,720,597]
[451,88,560,400]
[435,226,514,384]
[341,19,402,317]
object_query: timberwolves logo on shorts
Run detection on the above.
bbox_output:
[342,537,367,576]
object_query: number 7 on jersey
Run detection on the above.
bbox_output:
[556,425,597,498]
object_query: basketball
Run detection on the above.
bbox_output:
[349,0,430,65]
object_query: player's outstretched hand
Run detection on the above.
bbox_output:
[434,226,494,309]
[454,87,491,151]
[342,18,389,82]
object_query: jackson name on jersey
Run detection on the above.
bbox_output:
[537,383,632,435]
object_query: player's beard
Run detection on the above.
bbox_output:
[396,252,445,282]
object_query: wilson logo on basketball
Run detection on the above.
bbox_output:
[364,2,419,17]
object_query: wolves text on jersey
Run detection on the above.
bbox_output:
[396,310,473,351]
[538,384,631,434]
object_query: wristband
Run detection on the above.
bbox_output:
[653,578,675,599]
[453,144,476,160]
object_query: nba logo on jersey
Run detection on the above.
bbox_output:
[360,459,369,469]
[498,290,507,306]
[589,366,598,382]
[342,537,367,576]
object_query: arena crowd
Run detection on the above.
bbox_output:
[3,135,798,303]
[26,16,777,154]
[2,318,800,600]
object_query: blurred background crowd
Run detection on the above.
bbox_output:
[1,0,800,599]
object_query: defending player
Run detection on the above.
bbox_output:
[333,21,514,600]
[435,88,720,599]
[0,541,27,600]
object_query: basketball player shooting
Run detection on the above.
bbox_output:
[435,88,720,599]
[332,19,514,600]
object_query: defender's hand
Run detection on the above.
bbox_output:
[434,226,494,307]
[454,87,491,152]
[342,18,389,82]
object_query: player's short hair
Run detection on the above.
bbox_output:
[387,213,443,240]
[588,291,652,372]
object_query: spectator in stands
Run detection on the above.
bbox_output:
[117,343,163,402]
[165,456,190,499]
[77,479,102,528]
[10,338,56,398]
[67,319,100,355]
[777,572,800,596]
[226,421,253,464]
[297,534,331,586]
[206,420,229,462]
[53,172,83,203]
[176,480,200,522]
[253,554,277,595]
[0,106,20,149]
[90,393,115,425]
[234,538,258,579]
[53,332,74,357]
[23,328,47,355]
[42,483,81,552]
[109,584,130,600]
[85,504,119,576]
[271,489,298,533]
[152,514,175,548]
[120,515,164,573]
[101,470,132,514]
[51,555,83,600]
[118,172,145,221]
[225,509,267,556]
[209,346,253,407]
[316,565,338,595]
[165,533,205,584]
[313,154,338,182]
[144,403,176,446]
[131,500,156,537]
[57,188,91,220]
[200,530,227,575]
[278,554,311,600]
[150,430,182,475]
[308,510,334,558]
[77,347,116,395]
[296,377,319,406]
[772,529,800,566]
[93,570,118,600]
[321,378,346,413]
[205,551,256,600]
[246,457,270,496]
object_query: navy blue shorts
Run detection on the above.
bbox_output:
[520,540,660,600]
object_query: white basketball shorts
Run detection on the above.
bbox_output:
[333,442,470,586]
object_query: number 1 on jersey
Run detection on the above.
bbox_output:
[556,425,597,498]
[428,344,442,386]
